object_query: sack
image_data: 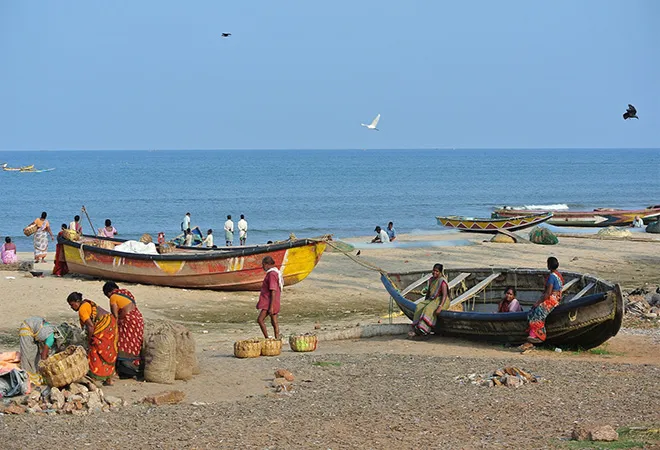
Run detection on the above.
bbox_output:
[142,320,176,384]
[169,323,198,380]
[23,223,38,237]
[0,368,31,397]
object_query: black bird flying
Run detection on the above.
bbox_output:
[221,33,232,38]
[623,104,638,120]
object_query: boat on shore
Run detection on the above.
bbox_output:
[436,212,552,233]
[381,267,622,349]
[493,205,660,227]
[58,234,329,291]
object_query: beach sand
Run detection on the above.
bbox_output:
[1,232,659,448]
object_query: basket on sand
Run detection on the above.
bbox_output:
[62,228,80,241]
[289,334,318,352]
[38,345,89,388]
[234,339,262,358]
[139,233,153,244]
[23,223,38,237]
[158,242,175,254]
[260,338,282,356]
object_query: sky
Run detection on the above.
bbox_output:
[0,1,658,150]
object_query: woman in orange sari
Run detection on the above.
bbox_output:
[67,292,118,384]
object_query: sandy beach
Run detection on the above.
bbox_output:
[1,231,659,448]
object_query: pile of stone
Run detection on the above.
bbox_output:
[0,377,125,416]
[624,286,660,320]
[270,368,295,394]
[456,366,539,388]
[572,423,619,442]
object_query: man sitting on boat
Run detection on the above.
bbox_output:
[409,263,449,339]
[632,216,644,228]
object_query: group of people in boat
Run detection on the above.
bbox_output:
[19,281,144,385]
[410,257,563,351]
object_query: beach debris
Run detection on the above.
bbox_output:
[268,369,296,394]
[275,368,294,382]
[142,390,185,406]
[623,286,660,319]
[572,423,619,442]
[455,367,540,387]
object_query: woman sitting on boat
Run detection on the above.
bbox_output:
[67,292,118,385]
[409,263,449,339]
[497,286,523,313]
[1,237,18,264]
[102,281,144,379]
[30,211,54,263]
[521,257,563,351]
[99,219,118,238]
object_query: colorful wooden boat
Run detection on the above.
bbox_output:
[493,205,660,227]
[58,234,329,291]
[381,267,622,349]
[436,212,552,233]
[2,164,34,172]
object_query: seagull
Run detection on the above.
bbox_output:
[361,114,380,131]
[623,104,638,120]
[221,33,232,38]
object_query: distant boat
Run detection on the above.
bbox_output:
[19,167,55,173]
[493,205,660,227]
[3,164,34,172]
[437,212,553,233]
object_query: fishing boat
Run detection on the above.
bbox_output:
[436,212,552,233]
[19,167,56,173]
[493,205,660,227]
[381,267,622,349]
[2,164,34,172]
[58,234,329,291]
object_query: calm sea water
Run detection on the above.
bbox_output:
[1,149,658,252]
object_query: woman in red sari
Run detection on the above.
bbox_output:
[67,292,118,384]
[103,281,144,379]
[52,224,69,277]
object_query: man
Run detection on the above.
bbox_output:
[237,214,248,246]
[632,216,644,228]
[224,215,234,246]
[386,221,397,241]
[203,229,214,247]
[184,228,193,246]
[69,215,82,234]
[181,212,191,232]
[371,226,390,243]
[256,256,282,339]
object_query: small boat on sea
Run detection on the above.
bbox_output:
[493,205,660,227]
[2,164,34,172]
[19,167,56,173]
[436,212,552,233]
[58,234,329,291]
[381,267,622,349]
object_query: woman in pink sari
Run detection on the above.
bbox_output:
[1,237,18,264]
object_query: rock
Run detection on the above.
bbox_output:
[50,387,65,409]
[274,369,294,382]
[74,400,84,410]
[28,390,41,402]
[68,394,83,403]
[572,424,590,441]
[68,382,89,395]
[651,306,660,314]
[86,391,104,412]
[504,374,523,388]
[589,425,619,442]
[649,293,660,307]
[3,404,27,415]
[272,378,291,388]
[142,390,185,406]
[104,395,123,407]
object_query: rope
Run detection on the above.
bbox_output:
[320,239,388,273]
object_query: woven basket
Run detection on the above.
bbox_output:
[260,338,282,356]
[139,233,153,244]
[159,242,175,254]
[62,229,80,241]
[234,339,262,358]
[38,345,89,387]
[289,334,318,352]
[23,223,38,237]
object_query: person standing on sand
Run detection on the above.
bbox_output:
[386,222,397,242]
[238,214,248,246]
[182,212,191,232]
[256,256,282,339]
[224,215,234,246]
[30,211,55,263]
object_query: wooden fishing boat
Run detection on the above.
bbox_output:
[493,205,660,227]
[58,234,329,291]
[381,267,622,349]
[19,167,55,173]
[436,212,552,233]
[2,164,34,172]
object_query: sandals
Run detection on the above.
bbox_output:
[518,342,535,353]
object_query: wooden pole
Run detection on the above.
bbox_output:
[81,205,98,236]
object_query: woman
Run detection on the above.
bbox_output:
[497,286,523,313]
[53,224,69,277]
[18,317,56,384]
[521,257,564,351]
[69,215,83,234]
[1,237,18,264]
[31,211,54,263]
[66,292,118,384]
[410,263,449,338]
[99,219,117,238]
[103,281,144,379]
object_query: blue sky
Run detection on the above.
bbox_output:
[0,1,657,150]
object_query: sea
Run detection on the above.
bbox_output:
[1,149,659,252]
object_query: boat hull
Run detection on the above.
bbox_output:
[436,212,552,233]
[493,206,660,227]
[60,235,327,291]
[381,268,623,349]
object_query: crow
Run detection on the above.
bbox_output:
[623,104,638,120]
[221,33,232,38]
[356,250,361,256]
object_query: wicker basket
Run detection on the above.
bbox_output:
[139,233,153,244]
[38,345,89,387]
[289,334,318,352]
[159,242,175,254]
[261,338,282,356]
[234,339,262,358]
[23,223,38,237]
[62,228,80,241]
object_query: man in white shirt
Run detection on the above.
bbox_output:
[203,229,214,247]
[182,212,191,232]
[238,214,248,246]
[371,226,390,243]
[224,215,234,246]
[632,216,644,228]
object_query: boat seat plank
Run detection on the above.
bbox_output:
[449,273,501,307]
[561,278,579,293]
[567,282,595,302]
[402,274,432,297]
[413,272,471,304]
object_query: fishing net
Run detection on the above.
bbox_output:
[597,227,632,238]
[646,221,660,234]
[528,227,559,245]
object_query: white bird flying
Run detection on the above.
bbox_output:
[361,113,380,131]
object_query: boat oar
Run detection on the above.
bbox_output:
[81,205,98,236]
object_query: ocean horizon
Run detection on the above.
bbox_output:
[1,148,659,252]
